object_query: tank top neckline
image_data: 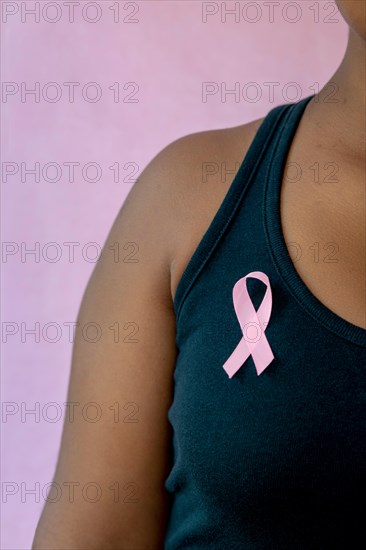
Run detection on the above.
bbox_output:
[263,94,366,348]
[173,95,366,348]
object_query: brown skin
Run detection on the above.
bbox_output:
[32,3,365,549]
[336,0,366,39]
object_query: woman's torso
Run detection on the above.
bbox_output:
[164,95,366,548]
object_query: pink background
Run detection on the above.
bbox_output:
[2,1,348,548]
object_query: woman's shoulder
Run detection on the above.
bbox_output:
[141,115,266,227]
[157,116,266,177]
[118,115,267,304]
[144,116,267,302]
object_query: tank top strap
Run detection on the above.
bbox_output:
[173,94,314,322]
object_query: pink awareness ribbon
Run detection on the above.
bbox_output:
[222,271,275,378]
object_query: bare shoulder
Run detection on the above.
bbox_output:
[148,116,266,302]
[119,115,265,303]
[155,116,266,205]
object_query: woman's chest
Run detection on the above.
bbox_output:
[280,142,366,330]
[169,312,366,524]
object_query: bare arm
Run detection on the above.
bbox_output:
[31,118,263,549]
[32,141,182,550]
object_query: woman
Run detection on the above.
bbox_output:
[33,1,365,548]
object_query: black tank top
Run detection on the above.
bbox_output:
[164,94,366,548]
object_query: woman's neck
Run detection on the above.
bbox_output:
[308,27,365,160]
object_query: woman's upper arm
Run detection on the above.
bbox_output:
[32,141,184,550]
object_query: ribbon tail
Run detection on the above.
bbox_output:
[251,336,275,376]
[222,337,250,379]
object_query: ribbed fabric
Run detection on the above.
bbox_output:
[164,95,366,549]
